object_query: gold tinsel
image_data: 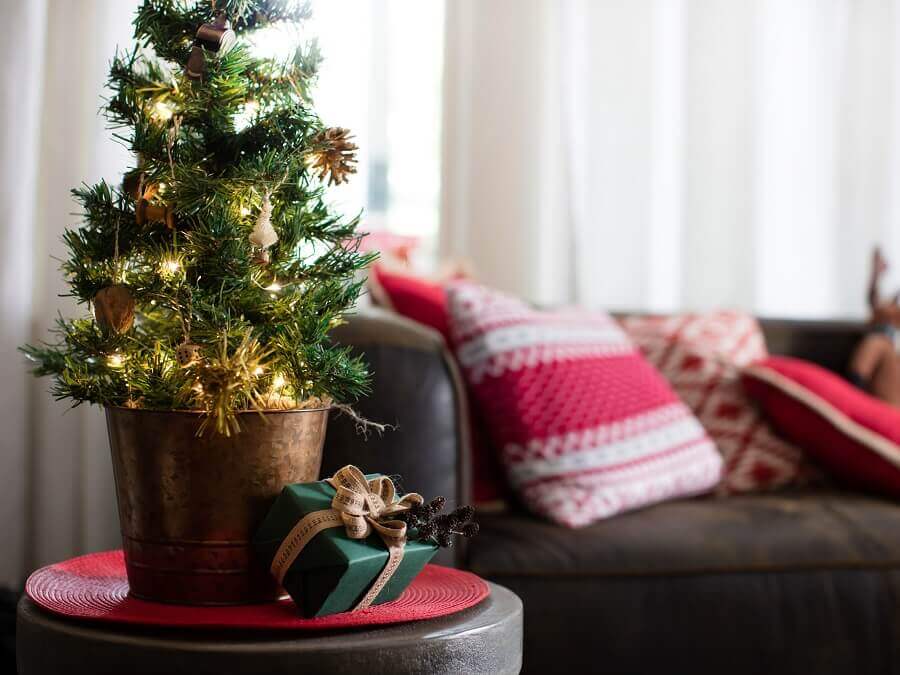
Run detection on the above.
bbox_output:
[309,127,358,186]
[183,332,270,436]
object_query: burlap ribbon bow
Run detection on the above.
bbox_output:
[270,465,424,611]
[328,465,424,541]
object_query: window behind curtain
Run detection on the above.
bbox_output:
[254,0,445,260]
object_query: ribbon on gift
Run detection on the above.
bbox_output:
[269,465,424,611]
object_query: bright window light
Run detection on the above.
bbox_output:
[249,1,445,250]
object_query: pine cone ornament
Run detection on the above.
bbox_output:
[417,521,437,540]
[400,501,429,528]
[309,127,358,186]
[94,285,135,335]
[408,495,479,548]
[460,522,480,538]
[454,506,475,523]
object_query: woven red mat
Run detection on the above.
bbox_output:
[25,550,490,630]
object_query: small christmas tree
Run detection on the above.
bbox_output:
[23,0,375,435]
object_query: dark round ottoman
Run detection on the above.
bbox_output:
[16,582,522,675]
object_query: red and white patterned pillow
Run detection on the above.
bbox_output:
[621,312,811,495]
[446,281,722,527]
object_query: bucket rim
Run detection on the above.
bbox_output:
[104,405,332,416]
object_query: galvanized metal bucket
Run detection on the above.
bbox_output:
[105,406,329,605]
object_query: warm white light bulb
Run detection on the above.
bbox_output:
[108,353,125,369]
[152,100,175,122]
[161,258,181,276]
[272,373,286,390]
[234,99,260,131]
[265,281,282,292]
[253,366,265,376]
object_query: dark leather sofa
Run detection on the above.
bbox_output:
[325,309,900,675]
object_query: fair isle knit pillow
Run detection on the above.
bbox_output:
[445,281,723,527]
[621,312,813,495]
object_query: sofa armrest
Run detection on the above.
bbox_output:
[322,308,472,564]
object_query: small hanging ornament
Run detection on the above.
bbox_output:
[122,171,141,200]
[249,191,277,264]
[136,199,175,229]
[174,298,200,368]
[175,339,201,368]
[122,155,159,202]
[309,127,358,186]
[186,12,237,81]
[123,173,159,202]
[94,285,135,335]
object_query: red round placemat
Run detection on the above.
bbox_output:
[26,550,490,630]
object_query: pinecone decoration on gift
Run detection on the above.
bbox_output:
[309,127,358,186]
[403,496,479,548]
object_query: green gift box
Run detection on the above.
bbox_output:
[254,473,439,617]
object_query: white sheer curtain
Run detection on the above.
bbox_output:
[0,0,137,587]
[441,0,900,319]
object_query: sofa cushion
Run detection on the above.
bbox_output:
[621,311,812,495]
[446,280,722,528]
[467,492,900,577]
[367,265,452,340]
[744,356,900,498]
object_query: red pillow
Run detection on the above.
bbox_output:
[743,356,900,497]
[367,266,507,504]
[368,265,451,340]
[446,281,722,527]
[622,312,813,495]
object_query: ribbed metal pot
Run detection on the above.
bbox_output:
[105,406,329,605]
